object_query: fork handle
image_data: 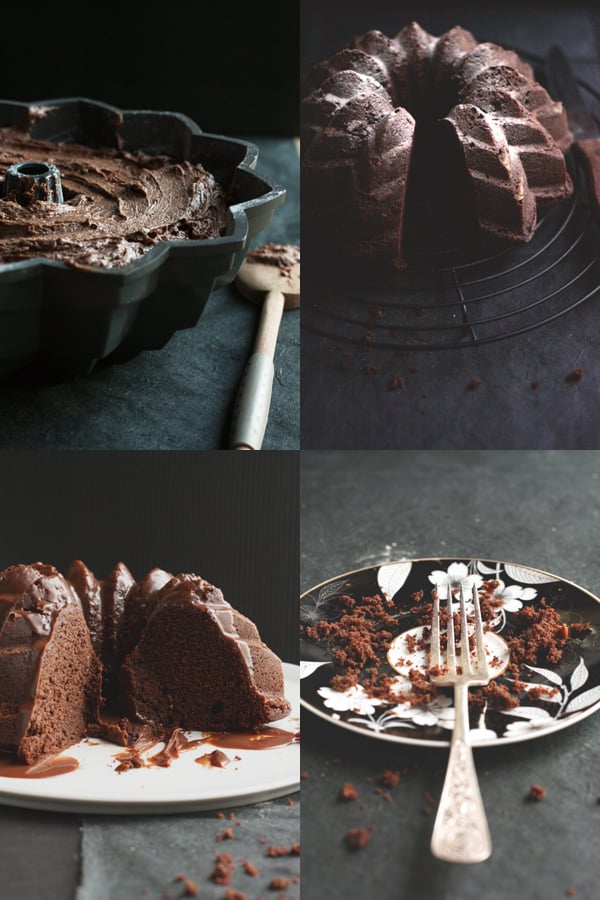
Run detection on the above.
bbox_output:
[430,685,492,864]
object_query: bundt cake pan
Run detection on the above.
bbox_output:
[0,97,286,376]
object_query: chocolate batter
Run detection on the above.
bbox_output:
[0,126,228,268]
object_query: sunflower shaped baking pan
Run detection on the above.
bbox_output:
[0,97,285,376]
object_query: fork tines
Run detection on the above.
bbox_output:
[429,581,489,683]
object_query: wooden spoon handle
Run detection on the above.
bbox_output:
[230,291,285,450]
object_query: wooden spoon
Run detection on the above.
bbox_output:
[230,243,300,450]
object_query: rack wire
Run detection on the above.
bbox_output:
[302,64,600,353]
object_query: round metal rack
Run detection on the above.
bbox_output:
[302,61,600,352]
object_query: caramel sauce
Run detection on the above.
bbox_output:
[0,754,79,779]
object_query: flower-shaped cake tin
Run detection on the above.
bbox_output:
[0,97,286,375]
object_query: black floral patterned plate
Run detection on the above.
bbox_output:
[300,558,600,747]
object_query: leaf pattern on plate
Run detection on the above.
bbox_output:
[300,661,331,680]
[377,561,412,600]
[564,685,600,714]
[524,664,564,687]
[504,564,560,584]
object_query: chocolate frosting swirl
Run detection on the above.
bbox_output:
[0,127,228,268]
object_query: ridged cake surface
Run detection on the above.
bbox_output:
[302,22,573,266]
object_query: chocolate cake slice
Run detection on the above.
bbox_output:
[0,565,101,765]
[119,574,291,731]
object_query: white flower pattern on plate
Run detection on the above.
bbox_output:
[428,562,483,599]
[317,685,383,716]
[488,579,537,612]
[390,693,455,729]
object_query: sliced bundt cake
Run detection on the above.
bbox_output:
[0,561,291,764]
[301,21,573,267]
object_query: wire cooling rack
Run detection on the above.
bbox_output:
[302,59,600,352]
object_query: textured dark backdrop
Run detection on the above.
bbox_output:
[0,2,298,136]
[0,450,298,662]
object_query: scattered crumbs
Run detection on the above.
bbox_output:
[287,797,295,806]
[269,878,291,890]
[389,375,405,391]
[182,881,199,897]
[365,331,376,344]
[345,827,373,851]
[225,891,247,900]
[363,364,379,375]
[290,844,301,856]
[425,791,435,805]
[565,368,583,383]
[300,771,309,780]
[217,827,234,841]
[531,380,540,389]
[565,889,576,897]
[228,812,236,820]
[216,812,226,819]
[242,860,260,877]
[175,875,185,883]
[339,782,358,801]
[467,377,482,389]
[210,853,235,885]
[528,784,546,801]
[235,819,241,826]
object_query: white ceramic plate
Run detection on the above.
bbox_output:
[300,559,600,747]
[0,663,299,814]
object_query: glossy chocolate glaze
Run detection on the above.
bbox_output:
[0,125,228,268]
[0,753,79,778]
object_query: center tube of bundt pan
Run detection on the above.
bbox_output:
[4,161,64,204]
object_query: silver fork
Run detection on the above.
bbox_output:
[429,581,492,863]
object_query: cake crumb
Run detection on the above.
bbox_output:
[467,377,482,389]
[217,827,234,841]
[287,797,295,805]
[210,853,235,885]
[242,860,259,877]
[389,375,406,391]
[565,889,576,897]
[269,878,291,890]
[345,827,373,851]
[531,380,540,389]
[224,891,246,900]
[565,368,583,383]
[339,782,358,801]
[528,784,546,801]
[182,880,199,897]
[375,769,401,788]
[300,771,309,779]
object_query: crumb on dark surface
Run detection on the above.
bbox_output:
[531,380,540,389]
[265,844,300,857]
[528,784,546,801]
[467,377,482,389]
[210,853,235,885]
[389,375,406,391]
[224,890,247,900]
[345,827,373,851]
[375,769,401,788]
[363,363,379,375]
[339,782,358,801]
[269,878,291,890]
[565,889,576,897]
[182,880,199,897]
[242,860,260,877]
[217,827,234,841]
[287,797,295,805]
[565,368,583,383]
[300,771,309,779]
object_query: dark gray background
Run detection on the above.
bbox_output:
[301,3,600,449]
[0,450,298,662]
[300,450,600,900]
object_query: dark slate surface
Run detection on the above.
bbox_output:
[301,4,600,449]
[0,137,299,450]
[300,450,600,900]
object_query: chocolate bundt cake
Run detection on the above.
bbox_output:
[302,22,573,267]
[0,561,290,764]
